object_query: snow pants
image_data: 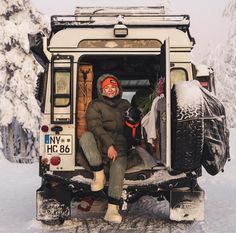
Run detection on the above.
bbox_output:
[79,131,127,203]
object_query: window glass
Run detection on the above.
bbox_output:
[54,71,70,106]
[120,79,150,87]
[170,68,188,88]
[122,91,135,102]
[79,39,162,48]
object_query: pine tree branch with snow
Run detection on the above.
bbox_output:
[0,0,49,162]
[204,0,236,127]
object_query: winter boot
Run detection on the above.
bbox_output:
[91,170,106,191]
[104,203,122,223]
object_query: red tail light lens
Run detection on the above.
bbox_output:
[200,82,209,87]
[50,156,61,166]
[41,125,49,132]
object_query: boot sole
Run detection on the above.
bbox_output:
[104,217,122,224]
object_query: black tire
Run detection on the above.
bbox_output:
[171,86,204,172]
[41,218,65,226]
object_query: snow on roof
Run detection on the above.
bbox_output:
[52,16,189,27]
[71,6,190,27]
[74,7,165,16]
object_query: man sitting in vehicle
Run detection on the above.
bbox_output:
[79,74,130,223]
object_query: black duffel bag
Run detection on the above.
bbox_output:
[201,87,230,175]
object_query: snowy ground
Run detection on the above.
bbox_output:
[0,129,235,233]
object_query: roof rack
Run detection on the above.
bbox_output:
[51,15,190,31]
[50,6,191,38]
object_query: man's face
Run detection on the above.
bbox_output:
[102,84,119,98]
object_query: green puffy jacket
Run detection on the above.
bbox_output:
[86,74,130,155]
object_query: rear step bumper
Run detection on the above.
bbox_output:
[37,171,203,222]
[41,170,199,202]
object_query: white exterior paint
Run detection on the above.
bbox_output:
[40,9,197,172]
[49,28,193,50]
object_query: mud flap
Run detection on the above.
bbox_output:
[36,188,71,222]
[169,189,204,221]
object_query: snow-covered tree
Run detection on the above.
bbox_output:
[204,0,236,127]
[0,0,49,161]
[223,0,236,37]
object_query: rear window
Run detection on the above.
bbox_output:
[170,68,188,88]
[54,71,71,107]
[122,91,135,102]
[78,39,162,48]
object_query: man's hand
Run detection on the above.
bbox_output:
[107,145,118,161]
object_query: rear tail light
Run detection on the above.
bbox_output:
[50,156,61,166]
[41,125,49,132]
[200,82,209,87]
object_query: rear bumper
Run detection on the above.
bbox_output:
[170,186,205,221]
[40,169,199,202]
[36,170,203,221]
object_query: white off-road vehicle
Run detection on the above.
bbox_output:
[29,6,229,225]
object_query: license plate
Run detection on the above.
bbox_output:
[44,135,72,155]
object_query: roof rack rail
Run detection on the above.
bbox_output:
[51,14,190,32]
[50,6,192,40]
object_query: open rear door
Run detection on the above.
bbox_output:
[160,38,171,170]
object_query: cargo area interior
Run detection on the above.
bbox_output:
[76,54,165,174]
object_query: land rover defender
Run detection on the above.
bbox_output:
[29,6,229,225]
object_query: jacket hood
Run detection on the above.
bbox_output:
[96,74,123,106]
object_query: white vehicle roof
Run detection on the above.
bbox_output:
[196,64,213,77]
[49,28,192,49]
[49,7,194,50]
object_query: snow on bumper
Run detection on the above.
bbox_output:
[71,170,187,187]
[36,188,71,221]
[170,188,205,221]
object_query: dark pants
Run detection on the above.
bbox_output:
[79,131,127,202]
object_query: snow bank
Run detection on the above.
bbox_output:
[0,129,235,233]
[0,161,40,233]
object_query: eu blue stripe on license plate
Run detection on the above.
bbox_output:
[45,135,50,144]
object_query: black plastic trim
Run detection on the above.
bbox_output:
[51,55,74,124]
